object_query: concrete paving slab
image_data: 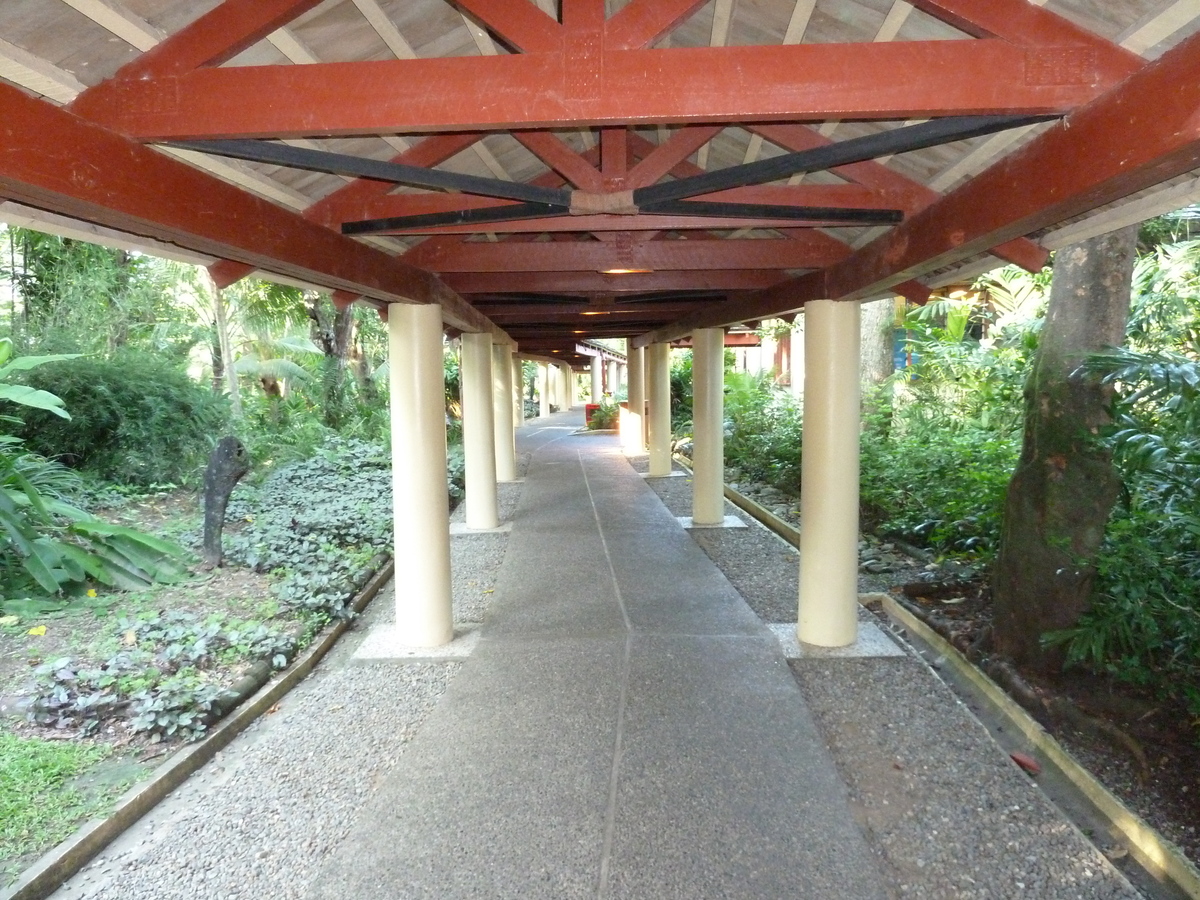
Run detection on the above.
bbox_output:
[768,621,907,660]
[604,633,890,900]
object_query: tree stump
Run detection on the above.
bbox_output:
[202,436,250,569]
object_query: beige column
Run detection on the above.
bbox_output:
[462,331,499,529]
[590,356,602,403]
[692,327,725,525]
[623,343,645,453]
[539,363,551,418]
[607,359,619,396]
[647,342,672,477]
[512,356,524,426]
[797,299,861,648]
[388,303,453,646]
[559,363,574,410]
[493,342,517,482]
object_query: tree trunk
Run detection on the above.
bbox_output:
[991,226,1138,672]
[206,274,242,419]
[859,297,896,423]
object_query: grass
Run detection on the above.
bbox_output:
[0,730,111,880]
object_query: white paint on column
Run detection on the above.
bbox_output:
[512,356,524,425]
[647,342,672,477]
[462,332,500,529]
[692,328,725,525]
[624,344,645,453]
[388,303,453,647]
[539,363,551,418]
[797,299,860,648]
[559,362,574,410]
[591,355,602,404]
[493,343,517,482]
[607,359,619,397]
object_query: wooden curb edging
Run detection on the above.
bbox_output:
[882,594,1200,900]
[670,453,802,548]
[2,559,396,900]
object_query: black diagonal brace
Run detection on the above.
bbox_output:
[169,139,572,206]
[632,115,1056,207]
[640,199,904,225]
[342,201,568,234]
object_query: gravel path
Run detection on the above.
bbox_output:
[49,478,524,900]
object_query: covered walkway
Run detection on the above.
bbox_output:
[309,414,888,898]
[44,411,1143,900]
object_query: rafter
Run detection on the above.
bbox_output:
[72,42,1111,140]
[445,271,783,294]
[0,81,494,334]
[60,0,163,51]
[627,128,723,188]
[513,133,604,191]
[604,0,709,49]
[403,234,849,272]
[635,26,1200,345]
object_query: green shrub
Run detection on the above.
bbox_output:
[588,402,619,430]
[15,352,227,486]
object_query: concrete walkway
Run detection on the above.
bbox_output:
[307,415,890,899]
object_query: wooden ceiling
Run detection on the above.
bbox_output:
[1,0,1199,362]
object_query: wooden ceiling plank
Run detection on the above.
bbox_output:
[266,28,320,64]
[352,0,419,58]
[783,0,818,43]
[451,0,563,53]
[640,26,1200,343]
[59,0,164,52]
[0,79,493,335]
[604,0,709,49]
[73,0,323,85]
[512,133,604,190]
[0,37,86,104]
[71,41,1103,139]
[1118,0,1200,55]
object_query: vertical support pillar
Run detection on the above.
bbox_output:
[462,332,499,530]
[692,327,725,525]
[539,363,551,418]
[607,359,619,397]
[647,342,672,477]
[512,356,524,426]
[591,356,602,403]
[797,299,860,647]
[388,303,453,646]
[559,363,573,410]
[623,343,645,453]
[493,342,517,482]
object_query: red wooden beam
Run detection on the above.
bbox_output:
[451,0,563,53]
[910,0,1141,82]
[604,0,709,50]
[403,234,848,272]
[512,132,604,191]
[750,124,1049,272]
[627,127,722,189]
[636,28,1200,344]
[444,270,783,294]
[0,82,494,334]
[72,42,1105,140]
[366,213,866,235]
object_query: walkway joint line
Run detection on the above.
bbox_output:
[579,449,632,897]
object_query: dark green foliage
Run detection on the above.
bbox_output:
[26,610,295,740]
[669,350,693,432]
[15,352,227,486]
[722,372,803,488]
[220,437,393,620]
[588,401,619,430]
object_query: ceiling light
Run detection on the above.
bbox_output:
[599,268,653,275]
[580,311,612,316]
